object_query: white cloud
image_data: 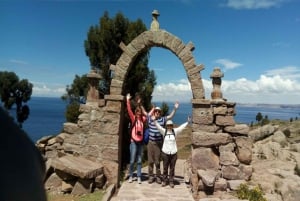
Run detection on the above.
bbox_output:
[32,65,300,104]
[224,0,285,10]
[32,82,66,97]
[9,59,28,65]
[152,66,300,104]
[152,79,193,102]
[215,59,242,71]
[264,66,300,80]
[222,72,300,104]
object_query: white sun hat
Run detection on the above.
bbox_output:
[166,120,173,125]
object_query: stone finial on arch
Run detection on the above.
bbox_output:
[109,29,206,99]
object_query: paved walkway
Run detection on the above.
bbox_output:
[110,159,194,201]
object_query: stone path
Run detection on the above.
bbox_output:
[110,159,194,201]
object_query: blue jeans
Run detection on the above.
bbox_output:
[129,141,143,178]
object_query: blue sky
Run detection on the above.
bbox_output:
[1,0,300,104]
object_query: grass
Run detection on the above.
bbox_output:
[47,190,104,201]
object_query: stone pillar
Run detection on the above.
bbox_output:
[210,67,224,100]
[150,9,160,31]
[86,69,102,103]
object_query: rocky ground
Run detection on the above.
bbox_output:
[46,119,300,201]
[247,120,300,201]
[176,119,300,201]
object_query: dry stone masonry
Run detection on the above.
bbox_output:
[190,68,253,196]
[37,28,253,198]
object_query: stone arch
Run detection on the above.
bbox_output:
[101,29,207,186]
[102,29,209,186]
[109,30,205,99]
[103,29,252,193]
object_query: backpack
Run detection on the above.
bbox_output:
[163,128,175,141]
[130,118,147,144]
[143,128,149,145]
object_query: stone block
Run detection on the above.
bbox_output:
[215,115,235,126]
[192,124,218,133]
[234,136,253,164]
[213,105,228,115]
[63,122,79,134]
[192,132,233,147]
[197,169,220,187]
[45,173,62,192]
[214,178,227,191]
[193,108,214,125]
[51,155,104,179]
[219,150,240,166]
[71,178,94,195]
[192,148,220,170]
[224,124,249,136]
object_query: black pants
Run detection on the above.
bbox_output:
[161,152,177,183]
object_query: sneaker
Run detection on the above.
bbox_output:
[156,177,162,184]
[169,182,174,188]
[138,177,142,184]
[162,181,166,187]
[148,176,155,184]
[128,177,133,183]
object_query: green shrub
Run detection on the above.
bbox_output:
[236,183,267,201]
[65,102,81,123]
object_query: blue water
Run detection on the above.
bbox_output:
[161,102,300,125]
[7,97,67,142]
[4,97,300,142]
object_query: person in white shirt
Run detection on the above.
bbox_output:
[152,116,191,188]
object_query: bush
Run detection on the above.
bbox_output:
[236,183,267,201]
[65,102,81,123]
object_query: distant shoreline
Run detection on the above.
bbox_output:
[31,96,300,107]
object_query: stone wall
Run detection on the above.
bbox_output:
[189,99,253,196]
[37,98,122,195]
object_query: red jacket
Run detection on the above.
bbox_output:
[127,100,146,142]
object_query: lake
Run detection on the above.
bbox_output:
[5,97,300,142]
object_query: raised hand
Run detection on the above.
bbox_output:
[151,114,156,121]
[188,116,192,124]
[137,97,141,104]
[174,101,179,110]
[126,93,131,100]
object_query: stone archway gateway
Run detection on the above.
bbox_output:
[39,15,253,197]
[109,30,205,100]
[99,29,252,194]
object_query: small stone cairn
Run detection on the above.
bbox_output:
[189,67,253,197]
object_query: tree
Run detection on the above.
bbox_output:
[161,102,169,117]
[261,115,269,126]
[0,71,33,127]
[256,112,263,123]
[61,74,88,123]
[84,11,156,170]
[84,11,155,108]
